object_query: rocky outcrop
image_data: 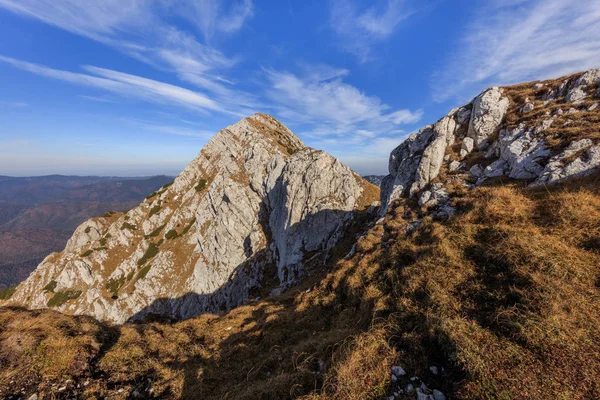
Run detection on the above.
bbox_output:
[467,87,509,149]
[5,114,377,323]
[381,68,600,216]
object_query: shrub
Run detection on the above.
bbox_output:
[144,224,166,238]
[195,179,207,192]
[47,290,81,308]
[0,285,17,300]
[165,229,178,240]
[84,226,91,234]
[126,271,134,281]
[80,249,93,257]
[99,237,108,247]
[137,265,151,280]
[121,222,137,231]
[148,204,161,218]
[162,181,174,189]
[103,211,116,218]
[137,243,159,266]
[106,276,126,297]
[43,280,57,293]
[181,218,196,235]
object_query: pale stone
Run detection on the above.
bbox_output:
[468,87,510,149]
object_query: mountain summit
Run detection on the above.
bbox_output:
[5,113,378,323]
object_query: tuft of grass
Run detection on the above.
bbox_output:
[148,204,161,218]
[121,222,137,231]
[103,210,116,218]
[145,224,166,239]
[0,285,17,300]
[105,276,126,298]
[181,217,196,235]
[47,290,82,308]
[165,229,178,240]
[136,265,151,280]
[195,179,207,192]
[43,280,57,293]
[137,243,160,266]
[80,249,94,257]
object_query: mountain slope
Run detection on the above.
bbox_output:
[0,70,599,400]
[4,114,378,323]
[0,176,173,289]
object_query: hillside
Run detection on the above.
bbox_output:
[1,70,599,399]
[0,176,173,289]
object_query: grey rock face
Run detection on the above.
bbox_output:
[534,139,600,185]
[468,87,509,149]
[6,114,373,323]
[379,68,600,221]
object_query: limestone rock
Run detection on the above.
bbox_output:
[468,87,509,149]
[534,140,600,186]
[5,114,375,323]
[460,137,474,158]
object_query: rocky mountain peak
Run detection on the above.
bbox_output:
[381,68,600,216]
[4,114,378,323]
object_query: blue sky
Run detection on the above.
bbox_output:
[1,1,599,177]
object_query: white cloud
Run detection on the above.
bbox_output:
[177,0,254,40]
[0,0,253,100]
[0,55,223,113]
[330,0,414,62]
[264,67,421,135]
[434,0,600,102]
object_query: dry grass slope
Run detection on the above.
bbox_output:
[1,172,598,399]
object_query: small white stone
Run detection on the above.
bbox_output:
[588,103,599,111]
[406,384,415,392]
[391,366,406,377]
[449,160,461,171]
[429,365,439,375]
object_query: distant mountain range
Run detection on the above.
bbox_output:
[0,175,173,289]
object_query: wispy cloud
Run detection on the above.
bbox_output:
[0,55,223,113]
[0,100,29,107]
[433,0,600,102]
[330,0,414,62]
[173,0,254,41]
[264,67,421,134]
[0,0,253,101]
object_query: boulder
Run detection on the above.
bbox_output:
[468,87,509,149]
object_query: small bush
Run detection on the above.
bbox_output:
[121,222,137,231]
[99,237,108,247]
[148,204,161,218]
[0,285,17,300]
[84,226,91,234]
[137,265,151,280]
[80,249,93,257]
[47,290,81,308]
[162,181,174,189]
[126,271,134,281]
[165,229,178,240]
[181,218,197,235]
[138,243,159,266]
[103,211,116,218]
[195,179,207,192]
[145,224,166,238]
[43,280,57,293]
[106,276,126,297]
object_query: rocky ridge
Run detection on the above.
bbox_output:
[4,114,378,323]
[381,68,600,217]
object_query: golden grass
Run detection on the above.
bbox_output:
[1,173,599,399]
